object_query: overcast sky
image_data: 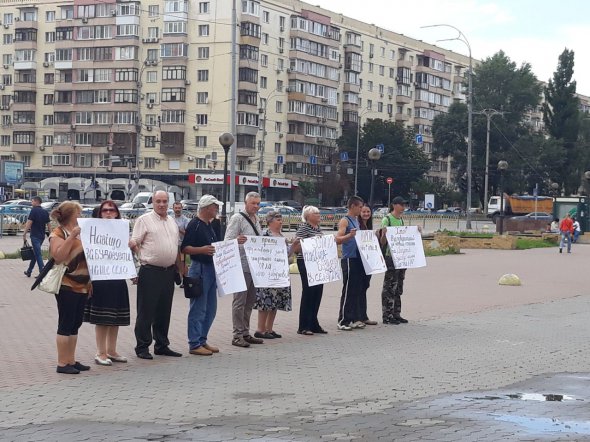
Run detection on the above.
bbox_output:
[313,0,590,96]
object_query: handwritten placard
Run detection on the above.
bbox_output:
[243,235,290,288]
[213,239,247,296]
[78,218,137,281]
[385,226,426,269]
[354,230,387,275]
[300,234,342,287]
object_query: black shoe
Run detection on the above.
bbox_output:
[174,272,182,286]
[154,347,182,357]
[395,316,409,324]
[243,335,264,344]
[136,351,153,360]
[24,270,31,277]
[72,361,90,371]
[311,328,328,334]
[254,331,274,339]
[270,331,282,338]
[383,318,400,325]
[57,365,79,374]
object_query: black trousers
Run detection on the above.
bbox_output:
[297,258,324,332]
[338,257,365,325]
[134,265,175,354]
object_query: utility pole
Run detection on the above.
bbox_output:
[474,109,505,215]
[229,0,237,211]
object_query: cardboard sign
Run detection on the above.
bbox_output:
[243,235,290,288]
[385,226,426,269]
[354,230,387,275]
[78,218,137,281]
[300,234,342,287]
[213,239,247,296]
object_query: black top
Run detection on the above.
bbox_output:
[28,206,50,239]
[181,217,218,264]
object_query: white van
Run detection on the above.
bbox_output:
[132,192,176,209]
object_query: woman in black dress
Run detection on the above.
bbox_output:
[84,200,131,365]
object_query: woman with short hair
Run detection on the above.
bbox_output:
[49,201,91,374]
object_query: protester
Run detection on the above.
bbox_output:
[295,205,328,336]
[253,210,298,339]
[380,196,409,324]
[49,201,92,374]
[358,204,378,326]
[83,201,130,366]
[23,196,50,277]
[225,191,263,348]
[173,201,190,284]
[335,196,365,331]
[129,190,182,359]
[559,213,574,254]
[181,195,222,356]
[572,217,581,243]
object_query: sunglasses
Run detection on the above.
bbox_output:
[101,208,117,213]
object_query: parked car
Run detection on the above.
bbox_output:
[1,199,32,208]
[319,207,339,230]
[276,200,303,211]
[437,207,463,215]
[41,201,60,212]
[510,212,553,222]
[0,215,20,235]
[181,200,199,212]
[0,204,31,219]
[119,202,148,218]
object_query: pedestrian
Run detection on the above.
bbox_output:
[225,191,263,348]
[559,213,574,254]
[23,196,50,277]
[129,190,183,360]
[380,196,409,324]
[181,195,222,356]
[253,210,299,339]
[295,205,328,336]
[335,196,365,331]
[550,218,559,233]
[49,201,92,374]
[83,200,131,366]
[358,204,378,326]
[572,217,581,243]
[172,201,190,286]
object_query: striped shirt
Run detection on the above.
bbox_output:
[50,227,91,294]
[295,223,323,259]
[131,210,179,267]
[224,211,262,273]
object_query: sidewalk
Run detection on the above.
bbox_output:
[1,243,589,440]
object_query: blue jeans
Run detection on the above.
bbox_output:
[560,231,572,252]
[573,230,580,243]
[187,261,217,350]
[27,236,44,274]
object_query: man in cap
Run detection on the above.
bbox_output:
[181,195,222,356]
[380,196,409,324]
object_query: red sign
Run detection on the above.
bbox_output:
[386,177,393,185]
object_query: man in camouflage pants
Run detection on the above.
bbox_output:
[380,196,408,324]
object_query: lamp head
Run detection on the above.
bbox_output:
[497,160,508,171]
[219,133,235,150]
[368,148,382,161]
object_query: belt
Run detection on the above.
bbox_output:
[142,264,176,271]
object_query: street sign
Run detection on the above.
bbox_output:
[276,155,284,165]
[376,143,385,154]
[309,155,317,165]
[386,177,393,185]
[416,134,423,144]
[340,151,349,161]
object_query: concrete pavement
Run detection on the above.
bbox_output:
[1,239,590,441]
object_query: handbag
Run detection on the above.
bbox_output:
[183,275,203,298]
[20,240,34,261]
[38,262,68,294]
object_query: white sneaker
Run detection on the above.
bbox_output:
[351,321,366,329]
[337,323,352,331]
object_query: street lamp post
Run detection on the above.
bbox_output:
[368,147,382,207]
[422,24,473,229]
[219,132,235,238]
[497,160,508,235]
[354,109,371,195]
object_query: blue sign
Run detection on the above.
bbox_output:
[277,155,284,165]
[376,144,385,154]
[309,155,317,165]
[340,151,349,161]
[416,134,423,145]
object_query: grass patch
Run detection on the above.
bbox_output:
[3,249,50,260]
[425,246,461,257]
[515,238,556,250]
[437,229,494,238]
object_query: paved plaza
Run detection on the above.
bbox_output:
[1,234,590,441]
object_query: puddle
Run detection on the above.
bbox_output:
[471,393,576,402]
[494,414,590,435]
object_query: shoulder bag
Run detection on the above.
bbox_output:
[183,220,203,299]
[239,212,260,236]
[37,228,69,295]
[20,240,34,261]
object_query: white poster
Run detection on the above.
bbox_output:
[300,234,342,287]
[385,226,427,269]
[213,239,247,296]
[354,230,387,275]
[243,235,290,288]
[78,218,137,281]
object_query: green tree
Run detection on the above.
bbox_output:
[337,119,430,204]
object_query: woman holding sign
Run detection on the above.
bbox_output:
[295,205,328,336]
[83,201,130,366]
[358,204,378,326]
[253,211,298,339]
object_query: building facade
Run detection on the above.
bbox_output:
[0,0,586,203]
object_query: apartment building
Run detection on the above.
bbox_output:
[0,0,502,202]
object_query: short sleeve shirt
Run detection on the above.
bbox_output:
[174,214,190,245]
[381,214,404,256]
[181,218,218,264]
[28,206,50,239]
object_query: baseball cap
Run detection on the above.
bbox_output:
[198,194,223,208]
[391,196,408,205]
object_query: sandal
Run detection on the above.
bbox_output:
[297,330,314,336]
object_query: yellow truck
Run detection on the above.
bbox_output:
[488,194,553,224]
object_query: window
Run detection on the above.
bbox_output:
[199,2,210,13]
[148,5,159,17]
[161,110,185,123]
[145,136,156,148]
[94,69,111,82]
[75,133,91,146]
[238,90,257,106]
[197,47,209,59]
[117,3,140,16]
[276,101,283,113]
[274,142,281,153]
[197,92,208,104]
[117,46,138,60]
[164,21,187,34]
[3,34,13,45]
[52,154,71,166]
[56,27,73,41]
[275,121,282,132]
[145,114,157,126]
[240,21,261,38]
[147,27,159,39]
[45,32,55,43]
[237,112,259,126]
[241,0,260,16]
[260,76,267,89]
[44,94,54,105]
[160,43,187,57]
[161,88,186,102]
[163,66,186,80]
[196,136,207,147]
[0,135,10,146]
[239,68,258,84]
[43,135,54,146]
[260,54,268,67]
[146,71,157,83]
[261,33,268,45]
[197,70,209,82]
[117,24,138,37]
[60,7,74,20]
[146,93,157,104]
[144,158,156,169]
[146,49,158,61]
[195,114,208,125]
[263,10,269,23]
[44,73,54,84]
[115,68,138,82]
[14,132,35,144]
[239,45,259,61]
[75,111,93,124]
[198,25,209,36]
[114,89,139,103]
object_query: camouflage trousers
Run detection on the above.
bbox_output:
[381,255,406,322]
